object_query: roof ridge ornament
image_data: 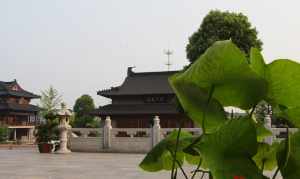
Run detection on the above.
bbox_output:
[127,66,136,76]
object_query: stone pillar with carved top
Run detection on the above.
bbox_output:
[152,116,161,148]
[28,128,34,143]
[82,130,89,138]
[264,114,273,144]
[103,116,112,149]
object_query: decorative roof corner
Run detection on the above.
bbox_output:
[97,86,120,96]
[0,80,40,98]
[127,66,136,76]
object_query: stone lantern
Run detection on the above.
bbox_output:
[56,103,72,154]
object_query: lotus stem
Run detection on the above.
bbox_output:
[191,158,202,179]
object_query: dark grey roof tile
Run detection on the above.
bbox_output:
[94,103,179,116]
[0,80,40,98]
[97,68,179,97]
[0,103,40,112]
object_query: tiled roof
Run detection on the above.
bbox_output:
[97,67,179,97]
[0,103,40,113]
[93,103,179,116]
[0,80,40,99]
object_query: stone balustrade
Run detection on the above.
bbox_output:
[161,128,202,138]
[71,128,103,138]
[69,115,298,153]
[69,128,104,152]
[111,128,151,138]
[270,128,298,142]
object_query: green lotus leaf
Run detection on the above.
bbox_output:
[256,122,273,142]
[253,142,279,171]
[248,53,300,127]
[283,107,300,127]
[185,153,201,165]
[181,139,209,169]
[169,74,226,133]
[139,130,194,172]
[275,106,300,127]
[174,40,267,109]
[266,59,300,127]
[161,150,185,170]
[277,131,300,179]
[191,119,267,179]
[250,48,266,78]
[169,41,267,133]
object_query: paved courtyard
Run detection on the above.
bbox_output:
[0,147,177,179]
[0,147,281,179]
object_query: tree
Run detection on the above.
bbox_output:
[39,86,62,117]
[73,95,98,128]
[186,10,263,63]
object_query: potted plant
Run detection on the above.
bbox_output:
[36,86,62,153]
[35,123,54,153]
[35,113,59,153]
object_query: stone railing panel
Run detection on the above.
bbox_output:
[111,131,151,153]
[160,128,202,138]
[70,137,103,152]
[272,128,298,140]
[71,128,103,138]
[111,128,150,138]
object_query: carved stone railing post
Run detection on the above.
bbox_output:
[152,116,161,148]
[129,132,134,138]
[82,130,89,138]
[28,128,34,143]
[264,114,273,144]
[103,116,112,149]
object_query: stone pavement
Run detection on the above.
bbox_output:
[0,147,175,179]
[0,147,281,179]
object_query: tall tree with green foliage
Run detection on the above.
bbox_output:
[186,10,263,63]
[39,86,62,117]
[73,95,98,128]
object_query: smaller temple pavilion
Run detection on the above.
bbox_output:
[94,67,194,128]
[0,80,40,143]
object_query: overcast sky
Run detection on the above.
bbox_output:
[0,0,299,107]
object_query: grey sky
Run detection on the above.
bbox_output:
[1,0,299,107]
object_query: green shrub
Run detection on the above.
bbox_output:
[0,126,9,142]
[34,112,59,143]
